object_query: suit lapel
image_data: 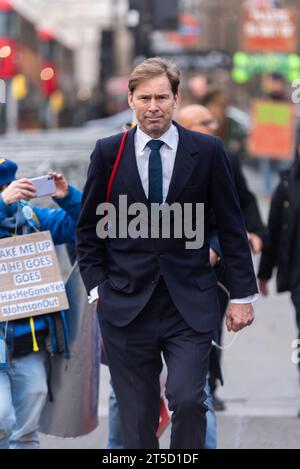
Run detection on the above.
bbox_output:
[118,127,150,207]
[165,123,198,204]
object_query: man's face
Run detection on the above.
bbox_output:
[128,74,178,138]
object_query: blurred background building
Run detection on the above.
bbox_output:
[0,0,299,137]
[1,4,300,447]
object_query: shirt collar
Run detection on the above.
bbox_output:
[136,123,178,153]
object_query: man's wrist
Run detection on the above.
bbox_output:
[230,294,258,304]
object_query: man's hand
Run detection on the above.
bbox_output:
[225,303,254,332]
[258,279,269,296]
[247,232,263,254]
[2,179,36,204]
[49,172,69,199]
[209,248,219,267]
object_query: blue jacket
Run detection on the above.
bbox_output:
[0,186,82,355]
[0,185,81,243]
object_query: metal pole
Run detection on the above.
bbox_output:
[6,80,18,133]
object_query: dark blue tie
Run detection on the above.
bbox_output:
[147,139,164,204]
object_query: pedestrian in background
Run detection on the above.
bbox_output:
[258,136,300,404]
[177,103,265,444]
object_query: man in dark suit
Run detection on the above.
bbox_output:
[76,57,258,449]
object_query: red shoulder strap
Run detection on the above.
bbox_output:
[106,130,129,205]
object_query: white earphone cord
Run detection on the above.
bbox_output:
[212,332,239,350]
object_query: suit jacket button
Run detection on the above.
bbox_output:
[152,280,156,284]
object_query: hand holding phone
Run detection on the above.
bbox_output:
[47,172,69,199]
[1,179,37,204]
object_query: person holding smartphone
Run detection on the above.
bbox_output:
[0,158,82,449]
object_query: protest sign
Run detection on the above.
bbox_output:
[248,99,295,159]
[241,7,297,53]
[0,231,69,322]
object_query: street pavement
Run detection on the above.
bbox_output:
[0,123,297,449]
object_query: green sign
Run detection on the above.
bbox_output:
[232,52,300,83]
[256,102,290,126]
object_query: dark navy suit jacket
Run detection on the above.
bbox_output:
[76,122,258,332]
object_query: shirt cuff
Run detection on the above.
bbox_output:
[88,286,99,304]
[230,294,258,304]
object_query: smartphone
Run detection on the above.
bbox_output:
[30,175,56,198]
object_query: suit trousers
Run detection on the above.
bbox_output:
[99,277,213,449]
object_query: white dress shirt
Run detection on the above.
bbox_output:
[88,124,257,304]
[135,124,179,203]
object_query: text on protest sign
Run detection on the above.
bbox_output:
[0,231,69,322]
